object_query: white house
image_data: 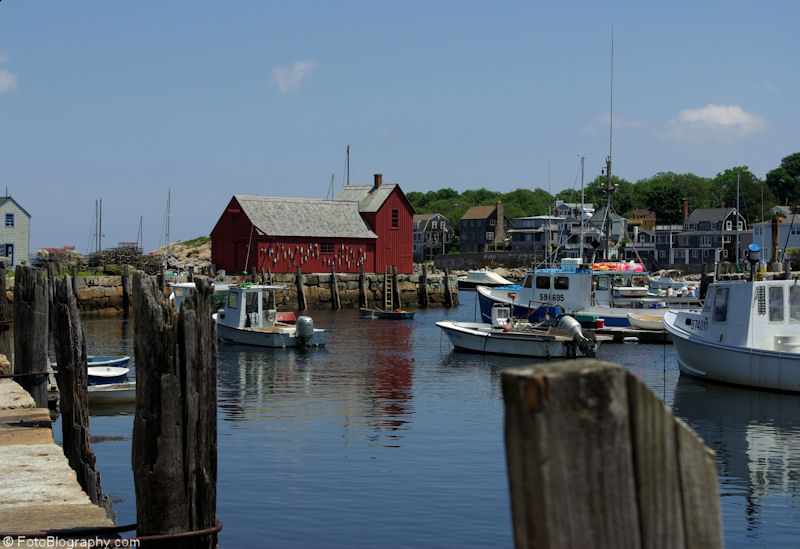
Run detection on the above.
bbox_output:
[0,196,30,267]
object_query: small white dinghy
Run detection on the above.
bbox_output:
[627,312,666,331]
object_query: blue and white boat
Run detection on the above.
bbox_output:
[477,258,700,328]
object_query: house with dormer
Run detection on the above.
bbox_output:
[672,208,750,264]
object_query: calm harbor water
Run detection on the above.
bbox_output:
[55,291,800,547]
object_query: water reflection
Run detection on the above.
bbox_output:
[673,376,800,547]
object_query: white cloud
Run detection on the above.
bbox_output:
[268,60,317,93]
[662,104,766,141]
[0,70,18,94]
[373,125,392,137]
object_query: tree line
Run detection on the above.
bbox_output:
[407,153,800,238]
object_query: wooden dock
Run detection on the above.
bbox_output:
[0,378,114,533]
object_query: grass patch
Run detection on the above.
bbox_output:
[182,236,211,247]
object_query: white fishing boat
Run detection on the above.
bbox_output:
[457,269,514,290]
[213,284,328,348]
[627,312,666,331]
[436,303,606,358]
[477,259,700,328]
[87,381,136,404]
[169,281,232,312]
[663,248,800,392]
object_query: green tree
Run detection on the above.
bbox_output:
[713,167,774,225]
[766,153,800,206]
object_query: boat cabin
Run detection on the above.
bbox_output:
[697,279,800,351]
[490,304,511,329]
[215,285,285,330]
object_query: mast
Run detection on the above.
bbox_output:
[604,26,614,262]
[580,156,585,263]
[736,172,740,265]
[99,199,103,253]
[346,145,350,186]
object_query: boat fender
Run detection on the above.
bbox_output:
[503,325,510,332]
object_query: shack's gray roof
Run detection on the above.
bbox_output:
[335,184,400,213]
[684,208,737,224]
[234,195,377,239]
[0,196,31,218]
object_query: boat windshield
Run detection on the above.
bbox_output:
[245,291,259,314]
[791,285,800,322]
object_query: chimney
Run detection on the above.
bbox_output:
[373,174,382,188]
[683,199,689,221]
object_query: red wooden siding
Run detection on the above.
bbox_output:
[211,187,414,274]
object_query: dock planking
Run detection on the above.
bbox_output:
[0,378,114,534]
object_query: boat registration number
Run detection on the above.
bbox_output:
[539,293,565,302]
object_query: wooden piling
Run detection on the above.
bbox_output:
[392,265,401,309]
[159,263,166,293]
[52,275,113,519]
[502,360,722,549]
[132,272,217,547]
[0,266,11,360]
[13,266,48,408]
[296,266,307,311]
[444,268,455,308]
[330,266,341,310]
[121,264,130,314]
[418,264,429,308]
[358,265,368,309]
[71,265,78,297]
[46,261,55,333]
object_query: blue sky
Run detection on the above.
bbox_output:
[1,1,798,255]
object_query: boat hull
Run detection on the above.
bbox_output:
[217,322,328,348]
[436,320,589,358]
[664,310,800,393]
[87,355,130,368]
[88,366,130,385]
[359,308,415,319]
[88,381,136,404]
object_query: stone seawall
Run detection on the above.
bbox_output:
[5,272,458,313]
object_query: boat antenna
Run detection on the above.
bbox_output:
[136,215,143,253]
[327,173,335,199]
[580,156,585,263]
[736,172,740,266]
[243,222,255,274]
[604,25,614,262]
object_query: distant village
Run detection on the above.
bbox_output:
[2,166,799,275]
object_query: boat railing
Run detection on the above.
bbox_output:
[520,300,564,322]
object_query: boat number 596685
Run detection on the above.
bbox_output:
[539,293,565,301]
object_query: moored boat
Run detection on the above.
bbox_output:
[88,381,136,404]
[87,355,130,368]
[663,271,800,392]
[627,312,666,331]
[457,269,514,290]
[477,259,700,328]
[87,365,130,384]
[214,284,328,348]
[359,307,415,319]
[436,303,607,358]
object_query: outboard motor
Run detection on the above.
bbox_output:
[296,315,315,348]
[557,315,598,358]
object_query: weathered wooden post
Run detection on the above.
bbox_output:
[71,265,79,297]
[188,265,194,282]
[121,264,130,315]
[52,275,114,518]
[330,265,341,310]
[132,272,218,548]
[358,265,368,309]
[418,264,429,308]
[266,267,273,286]
[444,268,455,308]
[392,265,401,309]
[502,360,722,549]
[159,263,167,293]
[13,265,48,408]
[295,266,307,311]
[46,261,55,332]
[0,266,11,359]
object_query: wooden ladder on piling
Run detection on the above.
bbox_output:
[384,265,393,310]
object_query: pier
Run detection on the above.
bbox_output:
[0,378,114,533]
